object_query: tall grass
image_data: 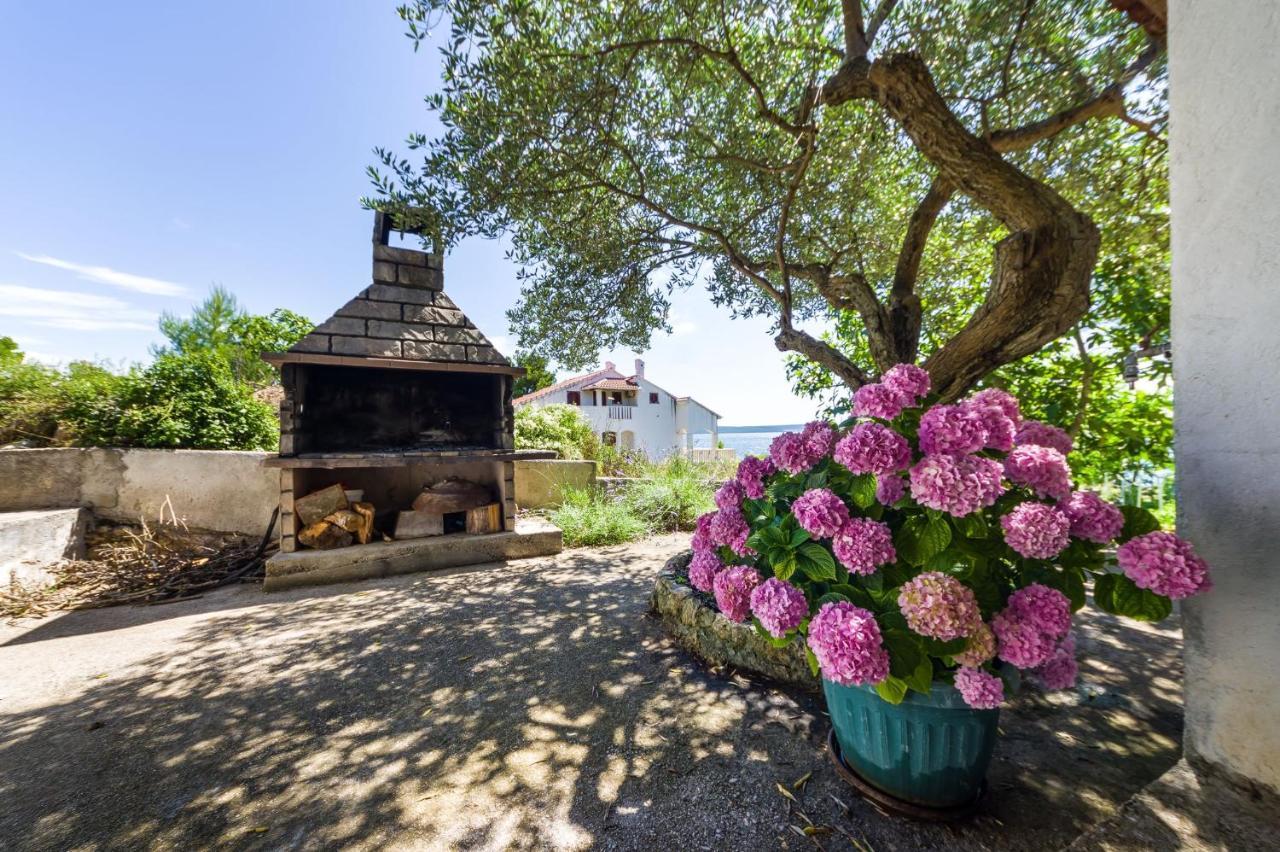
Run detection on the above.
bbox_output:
[623,456,715,532]
[550,486,651,547]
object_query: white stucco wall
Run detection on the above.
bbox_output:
[1170,0,1280,792]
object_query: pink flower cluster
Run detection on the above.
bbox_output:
[1016,420,1074,456]
[769,423,837,475]
[736,455,776,500]
[969,388,1020,452]
[1004,444,1072,501]
[807,601,891,686]
[954,666,1004,710]
[801,420,838,458]
[1000,502,1071,559]
[954,621,996,667]
[714,479,746,512]
[749,578,809,637]
[833,423,911,476]
[897,572,981,641]
[909,454,1005,517]
[713,565,762,622]
[1117,531,1212,599]
[852,364,931,419]
[1060,490,1124,543]
[876,474,906,506]
[792,488,850,539]
[1032,633,1078,691]
[992,583,1072,668]
[687,550,723,592]
[691,512,714,553]
[832,518,896,575]
[918,404,989,455]
[710,508,753,557]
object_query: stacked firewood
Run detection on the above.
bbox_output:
[395,478,501,539]
[295,485,376,550]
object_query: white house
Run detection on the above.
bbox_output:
[514,359,721,459]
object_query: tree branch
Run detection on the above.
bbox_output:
[888,176,954,364]
[864,0,900,47]
[775,325,869,387]
[842,0,868,60]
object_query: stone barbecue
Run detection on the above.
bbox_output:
[260,211,557,570]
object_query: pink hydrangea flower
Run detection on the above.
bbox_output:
[691,512,715,553]
[909,454,1006,517]
[749,578,809,638]
[1032,633,1078,691]
[1016,420,1074,456]
[833,423,912,476]
[713,565,762,622]
[1006,584,1072,638]
[897,572,981,641]
[1116,531,1212,599]
[852,383,906,419]
[992,608,1058,668]
[876,474,907,506]
[806,601,891,686]
[792,488,850,539]
[736,455,776,500]
[918,403,989,455]
[954,667,1004,709]
[687,550,723,592]
[714,479,746,512]
[801,420,838,459]
[1004,444,1072,501]
[954,621,997,667]
[881,363,931,404]
[770,431,815,475]
[971,387,1021,424]
[710,507,753,557]
[1060,490,1124,544]
[1000,502,1072,560]
[966,394,1017,452]
[832,518,896,575]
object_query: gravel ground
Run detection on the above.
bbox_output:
[0,534,1184,850]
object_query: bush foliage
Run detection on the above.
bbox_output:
[513,403,599,460]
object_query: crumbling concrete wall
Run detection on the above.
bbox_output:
[0,449,278,537]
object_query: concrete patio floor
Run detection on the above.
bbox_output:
[1,534,1189,850]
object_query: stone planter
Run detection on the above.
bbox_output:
[825,679,999,810]
[649,552,818,689]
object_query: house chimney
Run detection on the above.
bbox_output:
[604,360,615,371]
[634,358,645,379]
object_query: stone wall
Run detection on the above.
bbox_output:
[650,552,818,690]
[512,459,596,509]
[1170,0,1280,794]
[0,448,279,537]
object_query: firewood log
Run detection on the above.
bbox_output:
[352,502,375,545]
[295,484,350,526]
[298,520,353,550]
[411,478,493,514]
[465,503,502,534]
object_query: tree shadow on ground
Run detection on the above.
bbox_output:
[0,538,1185,851]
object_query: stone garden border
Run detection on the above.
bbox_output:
[649,551,818,690]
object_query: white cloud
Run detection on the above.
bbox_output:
[16,252,189,297]
[0,284,156,331]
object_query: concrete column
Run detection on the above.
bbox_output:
[1170,0,1280,793]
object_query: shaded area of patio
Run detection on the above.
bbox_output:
[1,535,1185,850]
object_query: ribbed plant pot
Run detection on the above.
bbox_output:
[824,679,999,810]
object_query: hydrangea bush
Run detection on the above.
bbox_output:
[686,364,1212,709]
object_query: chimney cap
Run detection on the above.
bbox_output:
[604,360,615,371]
[373,208,437,251]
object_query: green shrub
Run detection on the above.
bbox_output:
[623,456,714,532]
[550,486,650,547]
[514,403,599,459]
[106,352,278,450]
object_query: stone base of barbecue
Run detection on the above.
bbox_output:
[262,517,562,591]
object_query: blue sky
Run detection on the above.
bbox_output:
[0,2,822,425]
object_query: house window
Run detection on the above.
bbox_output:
[601,431,617,446]
[567,391,581,406]
[649,392,659,404]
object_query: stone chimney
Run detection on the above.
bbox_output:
[604,360,616,371]
[634,358,645,379]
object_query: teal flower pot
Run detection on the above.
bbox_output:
[824,679,999,808]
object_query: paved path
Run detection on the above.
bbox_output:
[1,535,1184,850]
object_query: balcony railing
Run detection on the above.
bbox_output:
[607,405,634,420]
